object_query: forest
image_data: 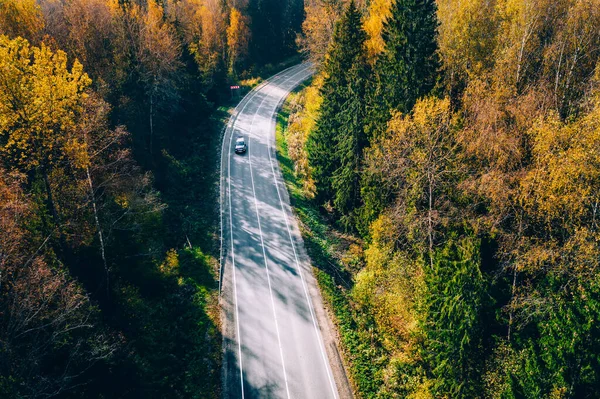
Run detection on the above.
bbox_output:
[281,0,600,397]
[3,0,600,398]
[0,0,302,398]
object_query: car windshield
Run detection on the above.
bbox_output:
[236,139,245,145]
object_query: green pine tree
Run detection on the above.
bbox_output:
[331,58,370,229]
[367,0,440,139]
[359,0,441,232]
[308,0,367,207]
[418,235,488,398]
[507,271,600,398]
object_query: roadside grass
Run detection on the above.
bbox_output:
[275,91,389,398]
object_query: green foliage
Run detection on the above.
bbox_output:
[296,0,600,398]
[247,0,304,65]
[308,1,368,221]
[331,58,370,229]
[367,0,440,138]
[278,101,389,397]
[110,246,220,399]
[418,235,489,398]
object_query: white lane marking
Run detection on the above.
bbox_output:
[225,64,310,398]
[265,70,340,399]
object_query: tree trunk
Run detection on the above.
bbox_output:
[43,171,60,227]
[428,172,434,269]
[149,93,154,156]
[86,166,109,296]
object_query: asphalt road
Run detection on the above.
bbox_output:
[220,64,344,399]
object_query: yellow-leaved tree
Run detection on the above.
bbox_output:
[0,0,44,42]
[364,97,458,260]
[297,0,346,64]
[436,0,498,86]
[0,34,94,287]
[226,7,250,77]
[191,0,227,87]
[0,34,161,293]
[363,0,392,63]
[135,0,181,155]
[286,73,324,197]
[0,35,91,182]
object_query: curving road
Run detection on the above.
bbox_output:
[220,64,348,399]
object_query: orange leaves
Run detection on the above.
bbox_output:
[137,0,181,81]
[183,0,227,83]
[298,0,345,63]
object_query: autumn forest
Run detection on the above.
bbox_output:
[2,0,600,398]
[0,0,301,397]
[286,0,600,398]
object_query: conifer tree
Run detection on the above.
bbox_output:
[331,57,369,228]
[367,0,440,138]
[308,0,367,206]
[419,236,488,398]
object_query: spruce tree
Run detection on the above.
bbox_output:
[308,0,367,208]
[367,0,440,138]
[419,236,488,398]
[331,57,369,228]
[358,0,440,232]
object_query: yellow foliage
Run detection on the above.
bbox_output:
[520,107,600,230]
[166,0,204,43]
[159,249,180,277]
[239,77,261,88]
[389,96,452,136]
[0,35,92,172]
[408,379,434,399]
[0,0,44,42]
[226,7,249,76]
[114,194,130,209]
[363,0,392,63]
[437,0,498,78]
[353,214,422,352]
[141,0,181,73]
[286,74,324,197]
[298,0,346,64]
[190,0,226,80]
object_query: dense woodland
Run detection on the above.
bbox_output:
[287,0,600,397]
[0,0,302,397]
[3,0,600,398]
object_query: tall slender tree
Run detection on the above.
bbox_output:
[418,236,488,398]
[367,0,440,138]
[308,0,367,207]
[331,55,370,228]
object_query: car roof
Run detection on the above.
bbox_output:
[236,137,244,142]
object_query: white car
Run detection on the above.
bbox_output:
[235,137,247,154]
